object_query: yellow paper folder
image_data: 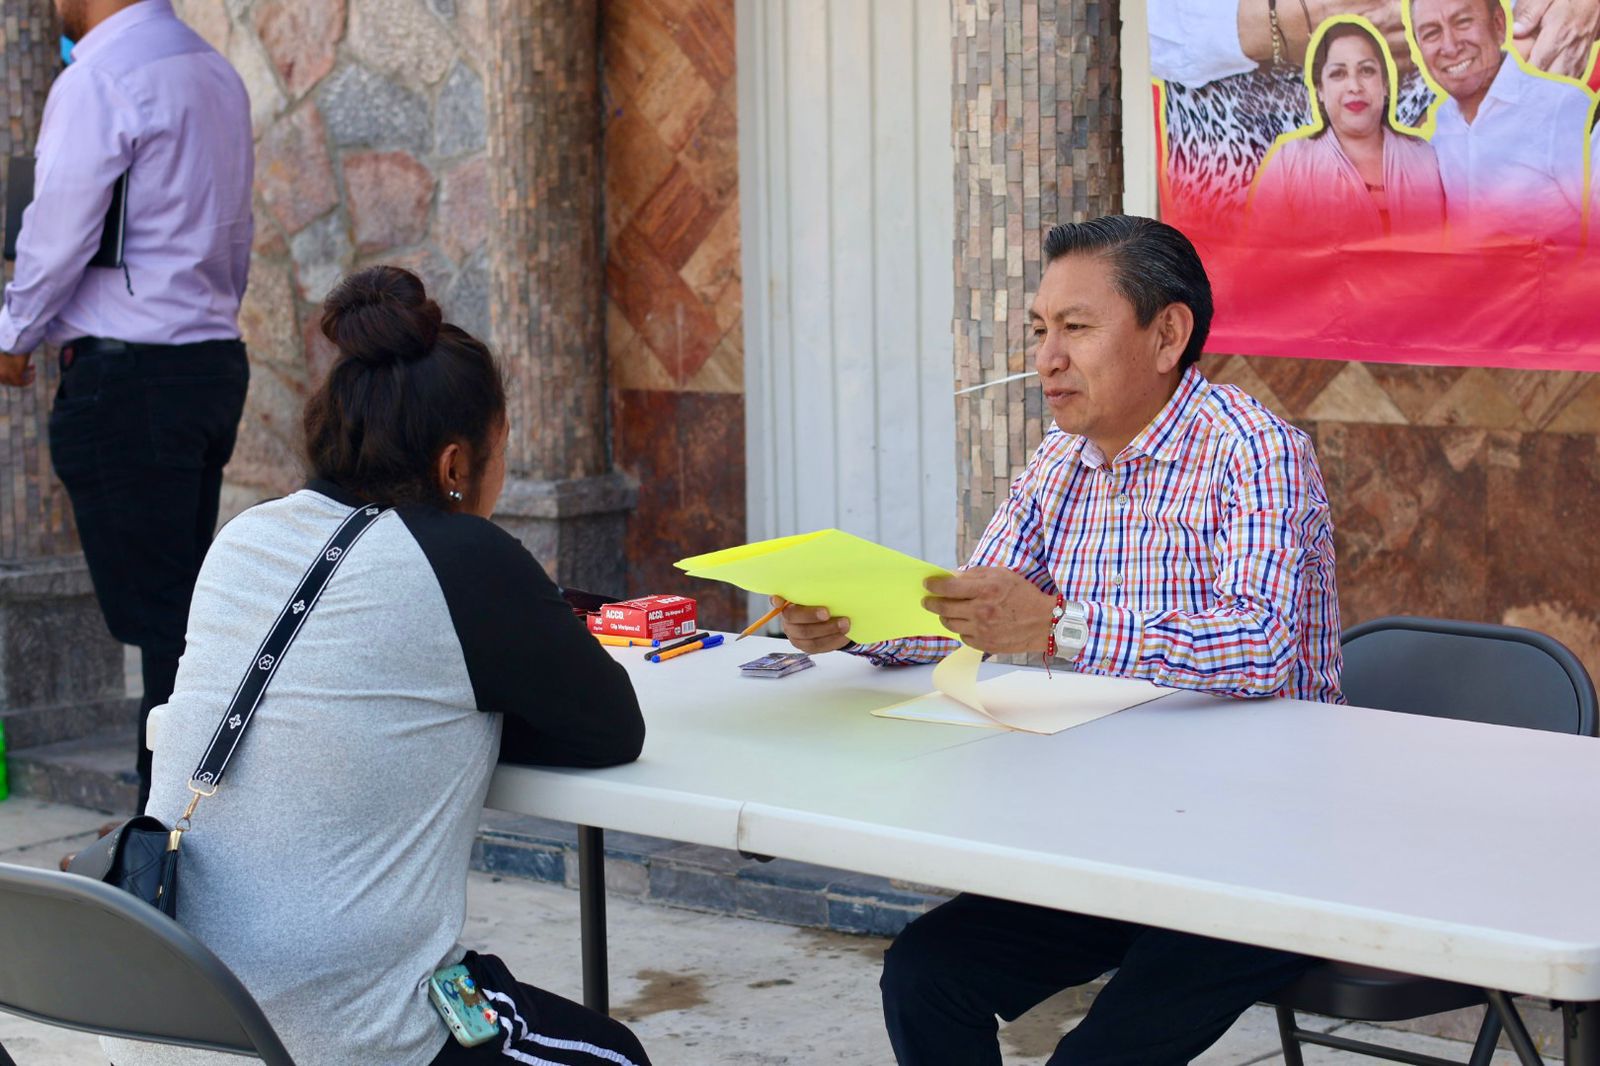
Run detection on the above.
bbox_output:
[674,530,956,644]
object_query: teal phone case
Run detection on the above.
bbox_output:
[428,964,501,1047]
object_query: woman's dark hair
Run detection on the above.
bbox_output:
[303,266,506,507]
[1310,22,1400,136]
[1042,215,1213,369]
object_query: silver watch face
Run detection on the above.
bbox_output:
[1053,604,1088,650]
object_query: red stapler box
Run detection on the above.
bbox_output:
[588,595,698,642]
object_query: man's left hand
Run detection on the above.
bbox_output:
[923,567,1056,654]
[0,352,35,388]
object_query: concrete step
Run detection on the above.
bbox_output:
[0,696,139,752]
[4,727,139,814]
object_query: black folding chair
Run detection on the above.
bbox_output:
[1269,615,1599,1066]
[0,861,294,1065]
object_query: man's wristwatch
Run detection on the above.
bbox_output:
[1050,599,1089,660]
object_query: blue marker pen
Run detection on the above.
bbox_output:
[648,633,724,663]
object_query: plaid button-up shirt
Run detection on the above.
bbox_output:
[851,367,1344,703]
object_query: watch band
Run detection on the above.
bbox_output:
[1052,600,1089,660]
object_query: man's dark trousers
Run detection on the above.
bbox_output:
[47,337,250,812]
[881,893,1314,1065]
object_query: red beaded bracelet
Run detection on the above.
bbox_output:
[1044,591,1065,678]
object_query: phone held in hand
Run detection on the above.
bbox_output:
[428,963,501,1047]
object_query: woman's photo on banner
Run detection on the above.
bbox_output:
[1247,17,1446,243]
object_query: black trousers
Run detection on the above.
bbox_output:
[47,337,249,811]
[881,893,1315,1065]
[428,953,652,1065]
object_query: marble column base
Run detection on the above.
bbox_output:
[492,472,639,595]
[0,554,128,751]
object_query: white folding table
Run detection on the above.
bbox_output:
[487,635,1600,1062]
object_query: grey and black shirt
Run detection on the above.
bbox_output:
[106,481,644,1066]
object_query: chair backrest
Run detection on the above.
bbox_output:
[1341,615,1598,737]
[0,861,294,1065]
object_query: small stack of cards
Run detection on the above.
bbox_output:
[739,652,815,679]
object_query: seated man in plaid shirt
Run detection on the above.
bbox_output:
[779,214,1343,1065]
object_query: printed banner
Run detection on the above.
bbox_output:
[1151,0,1600,371]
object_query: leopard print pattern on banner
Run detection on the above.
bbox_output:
[1164,66,1436,228]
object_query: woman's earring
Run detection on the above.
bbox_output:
[448,490,464,502]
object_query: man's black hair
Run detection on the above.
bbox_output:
[1041,215,1214,369]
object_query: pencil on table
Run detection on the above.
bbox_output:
[737,599,787,641]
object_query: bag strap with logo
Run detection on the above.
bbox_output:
[175,502,391,829]
[68,501,391,916]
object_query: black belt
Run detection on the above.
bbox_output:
[61,335,242,368]
[62,337,130,362]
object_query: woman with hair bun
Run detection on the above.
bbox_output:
[107,266,652,1066]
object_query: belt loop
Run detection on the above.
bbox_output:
[60,345,75,371]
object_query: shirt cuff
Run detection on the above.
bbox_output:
[1076,602,1143,675]
[0,307,29,355]
[843,640,898,667]
[844,636,957,667]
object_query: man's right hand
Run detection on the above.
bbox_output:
[0,352,35,388]
[775,595,854,654]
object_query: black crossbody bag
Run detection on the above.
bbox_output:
[67,503,391,917]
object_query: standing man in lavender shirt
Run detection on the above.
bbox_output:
[0,0,253,811]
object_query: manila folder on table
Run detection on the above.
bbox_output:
[874,645,1169,735]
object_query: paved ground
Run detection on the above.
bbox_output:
[0,797,1558,1065]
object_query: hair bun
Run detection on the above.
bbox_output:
[320,265,443,367]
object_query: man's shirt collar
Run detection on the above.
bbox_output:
[71,0,174,64]
[1071,365,1209,470]
[1437,52,1520,128]
[1483,51,1529,106]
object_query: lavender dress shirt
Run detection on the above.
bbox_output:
[0,0,253,355]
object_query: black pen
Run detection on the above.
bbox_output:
[645,630,712,658]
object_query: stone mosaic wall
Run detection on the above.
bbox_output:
[951,2,1600,683]
[170,0,491,503]
[161,0,743,619]
[484,0,607,485]
[0,1,76,559]
[159,0,742,618]
[952,0,1124,562]
[602,0,745,627]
